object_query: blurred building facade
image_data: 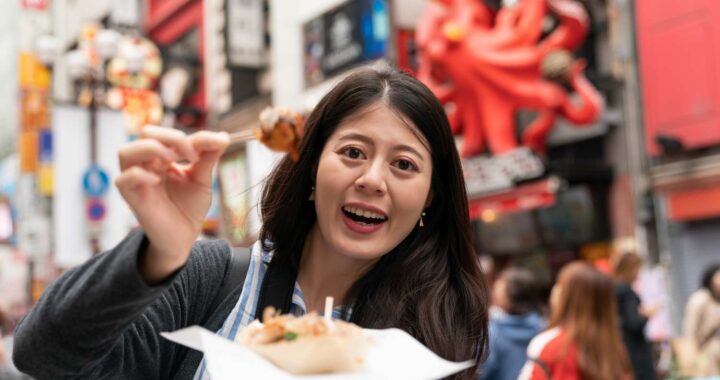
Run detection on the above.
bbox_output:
[635,0,720,331]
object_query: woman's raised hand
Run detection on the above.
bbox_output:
[115,126,229,283]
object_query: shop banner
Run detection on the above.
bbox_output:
[303,0,389,87]
[21,0,49,10]
[226,0,265,67]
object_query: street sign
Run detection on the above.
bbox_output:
[82,165,111,198]
[86,198,106,222]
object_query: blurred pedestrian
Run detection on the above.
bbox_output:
[682,263,720,376]
[479,267,545,380]
[612,253,657,380]
[519,262,632,380]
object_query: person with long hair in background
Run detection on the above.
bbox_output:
[682,263,720,375]
[519,262,632,380]
[13,66,488,379]
[612,253,657,380]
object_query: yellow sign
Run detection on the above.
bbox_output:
[19,51,52,173]
[19,52,50,89]
[38,163,54,196]
[19,131,38,173]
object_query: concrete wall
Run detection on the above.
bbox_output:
[664,217,720,333]
[0,1,19,159]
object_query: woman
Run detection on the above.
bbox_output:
[612,253,657,380]
[12,66,489,379]
[682,263,720,376]
[519,262,631,380]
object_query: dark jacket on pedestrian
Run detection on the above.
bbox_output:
[479,308,545,380]
[615,282,657,380]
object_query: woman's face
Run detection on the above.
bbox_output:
[313,104,433,261]
[492,276,510,310]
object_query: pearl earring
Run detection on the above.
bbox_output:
[419,211,426,227]
[309,186,315,201]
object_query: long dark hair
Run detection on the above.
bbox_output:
[701,263,720,301]
[550,262,631,380]
[259,66,488,378]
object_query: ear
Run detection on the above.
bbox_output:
[424,189,434,208]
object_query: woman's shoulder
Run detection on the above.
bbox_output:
[526,327,568,359]
[688,288,712,305]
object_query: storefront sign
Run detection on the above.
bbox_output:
[38,163,53,196]
[226,0,265,67]
[21,0,49,11]
[19,131,38,173]
[39,130,52,161]
[463,147,545,197]
[303,0,389,87]
[468,177,561,220]
[219,150,251,245]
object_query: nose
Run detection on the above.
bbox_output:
[355,159,387,196]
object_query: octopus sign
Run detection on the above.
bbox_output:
[416,0,604,157]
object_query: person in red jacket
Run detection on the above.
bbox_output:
[519,262,632,380]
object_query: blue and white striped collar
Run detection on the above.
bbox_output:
[194,241,352,379]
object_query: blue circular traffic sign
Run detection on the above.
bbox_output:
[83,165,111,198]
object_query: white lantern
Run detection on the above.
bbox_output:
[96,29,122,60]
[121,42,145,74]
[35,35,60,66]
[66,49,91,79]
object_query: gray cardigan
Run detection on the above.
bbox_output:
[13,229,242,379]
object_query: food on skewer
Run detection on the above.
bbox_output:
[235,307,370,375]
[228,106,305,162]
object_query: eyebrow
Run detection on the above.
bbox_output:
[337,132,426,161]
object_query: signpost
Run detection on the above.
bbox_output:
[86,198,106,222]
[82,165,111,198]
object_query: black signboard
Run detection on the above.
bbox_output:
[303,0,389,87]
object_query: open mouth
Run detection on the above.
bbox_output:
[342,206,388,225]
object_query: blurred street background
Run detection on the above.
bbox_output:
[0,0,719,378]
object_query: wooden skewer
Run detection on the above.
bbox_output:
[324,296,334,323]
[228,130,256,144]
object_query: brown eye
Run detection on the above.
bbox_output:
[393,159,417,171]
[343,147,364,159]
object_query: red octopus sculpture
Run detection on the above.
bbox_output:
[416,0,604,157]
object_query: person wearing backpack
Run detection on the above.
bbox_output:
[519,262,632,380]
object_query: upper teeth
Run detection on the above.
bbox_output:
[343,206,386,220]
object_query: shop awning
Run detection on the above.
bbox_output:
[651,152,720,222]
[468,176,562,220]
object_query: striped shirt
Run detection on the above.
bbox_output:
[193,241,350,380]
